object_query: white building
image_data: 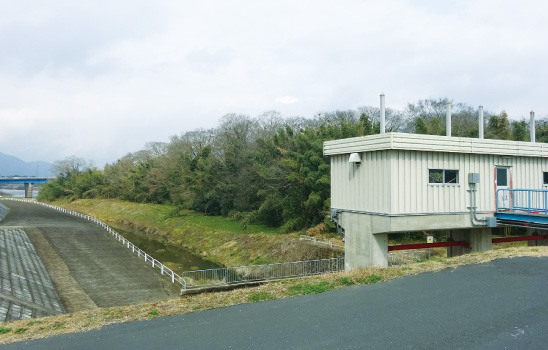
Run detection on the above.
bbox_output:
[324,132,548,269]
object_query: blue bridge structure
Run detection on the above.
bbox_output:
[0,177,50,198]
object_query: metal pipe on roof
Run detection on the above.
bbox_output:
[380,93,386,134]
[531,111,536,143]
[446,101,452,137]
[479,106,484,139]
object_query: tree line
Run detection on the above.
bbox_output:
[38,98,548,232]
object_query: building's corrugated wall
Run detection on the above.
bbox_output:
[330,151,391,213]
[331,149,548,215]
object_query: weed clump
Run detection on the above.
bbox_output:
[337,277,355,286]
[288,281,334,296]
[356,274,382,284]
[247,292,275,302]
[147,309,159,317]
[52,322,65,330]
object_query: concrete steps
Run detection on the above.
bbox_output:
[0,228,65,322]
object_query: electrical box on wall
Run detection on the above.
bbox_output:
[468,173,480,184]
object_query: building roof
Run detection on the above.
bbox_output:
[324,132,548,158]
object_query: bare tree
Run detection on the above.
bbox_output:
[52,156,95,177]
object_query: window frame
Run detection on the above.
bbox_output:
[428,168,460,186]
[543,171,548,186]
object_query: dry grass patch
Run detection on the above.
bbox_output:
[2,246,547,345]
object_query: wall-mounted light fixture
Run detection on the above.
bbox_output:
[349,153,361,165]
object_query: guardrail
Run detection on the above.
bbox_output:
[497,189,548,214]
[0,198,186,292]
[299,235,344,248]
[182,257,345,289]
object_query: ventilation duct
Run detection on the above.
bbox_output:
[479,106,484,139]
[446,101,452,137]
[380,93,385,134]
[531,111,536,143]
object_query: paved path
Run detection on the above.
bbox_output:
[5,257,548,349]
[0,200,179,315]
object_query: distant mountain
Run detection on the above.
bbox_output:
[0,152,53,177]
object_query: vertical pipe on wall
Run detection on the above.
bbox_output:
[530,110,536,143]
[380,93,386,134]
[479,105,484,139]
[446,101,452,137]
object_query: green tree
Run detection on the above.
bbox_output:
[485,111,511,140]
[511,119,529,141]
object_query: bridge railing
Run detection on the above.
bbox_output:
[0,177,50,184]
[497,189,548,215]
[0,198,187,292]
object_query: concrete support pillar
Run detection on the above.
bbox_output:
[470,227,493,252]
[447,228,492,257]
[341,212,388,269]
[24,183,33,198]
[527,228,548,246]
[447,229,471,257]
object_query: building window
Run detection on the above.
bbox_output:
[429,169,459,184]
[497,167,508,187]
[543,172,548,185]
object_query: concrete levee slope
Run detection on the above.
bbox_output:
[0,202,8,221]
[0,228,65,322]
[0,200,179,313]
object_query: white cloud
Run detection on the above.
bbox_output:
[275,96,300,105]
[1,0,548,165]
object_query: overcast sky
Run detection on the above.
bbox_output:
[1,0,547,166]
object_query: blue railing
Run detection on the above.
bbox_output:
[497,189,548,214]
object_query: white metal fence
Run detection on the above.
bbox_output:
[299,235,344,249]
[1,198,187,291]
[182,257,345,289]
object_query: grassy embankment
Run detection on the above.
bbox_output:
[47,198,344,268]
[2,245,547,344]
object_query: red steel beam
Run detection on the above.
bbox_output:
[388,241,470,252]
[492,235,548,243]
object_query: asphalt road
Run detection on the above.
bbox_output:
[4,256,548,349]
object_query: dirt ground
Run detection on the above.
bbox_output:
[0,200,179,313]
